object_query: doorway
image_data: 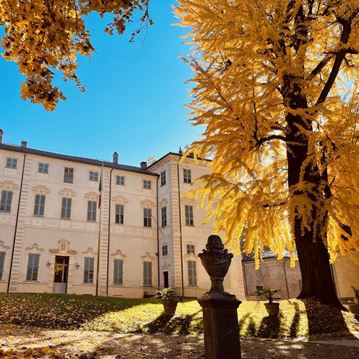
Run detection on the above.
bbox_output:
[53,256,69,293]
[163,271,169,288]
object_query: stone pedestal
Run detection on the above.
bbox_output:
[198,235,242,359]
[199,296,241,359]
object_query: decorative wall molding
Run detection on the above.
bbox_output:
[32,185,50,195]
[140,199,155,208]
[181,195,196,205]
[81,247,96,256]
[84,192,98,201]
[141,252,155,261]
[112,195,128,204]
[58,188,76,198]
[0,241,10,250]
[160,198,168,207]
[49,240,77,255]
[111,249,126,260]
[0,181,18,191]
[25,243,44,253]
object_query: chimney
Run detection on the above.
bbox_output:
[140,161,147,169]
[113,151,119,164]
[21,141,27,148]
[0,129,3,144]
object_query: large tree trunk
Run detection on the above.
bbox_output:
[285,98,343,308]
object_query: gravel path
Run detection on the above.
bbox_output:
[1,325,359,358]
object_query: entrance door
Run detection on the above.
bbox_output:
[53,256,69,293]
[163,271,169,288]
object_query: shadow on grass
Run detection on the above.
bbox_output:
[0,293,157,330]
[289,302,301,338]
[302,299,359,339]
[140,310,202,335]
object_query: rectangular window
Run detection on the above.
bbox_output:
[161,206,167,227]
[144,208,152,227]
[185,205,194,226]
[143,180,151,190]
[115,204,124,224]
[188,261,197,287]
[33,194,46,216]
[84,257,95,284]
[160,171,166,186]
[38,163,49,174]
[61,198,72,219]
[87,201,97,221]
[113,259,123,285]
[143,261,152,287]
[162,245,168,256]
[116,175,125,186]
[0,252,5,281]
[26,253,40,281]
[64,167,74,183]
[0,191,13,213]
[6,158,17,169]
[183,168,192,183]
[89,171,98,182]
[187,244,195,255]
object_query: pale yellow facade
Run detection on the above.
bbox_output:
[0,142,245,299]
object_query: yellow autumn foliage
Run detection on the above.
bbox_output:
[176,0,359,268]
[0,0,150,110]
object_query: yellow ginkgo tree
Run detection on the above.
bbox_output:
[0,0,150,110]
[176,0,359,307]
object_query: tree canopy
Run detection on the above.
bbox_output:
[0,0,150,110]
[176,0,359,279]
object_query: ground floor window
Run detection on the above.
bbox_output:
[0,251,5,280]
[26,253,40,281]
[188,260,197,287]
[143,261,152,287]
[113,259,123,285]
[84,257,95,284]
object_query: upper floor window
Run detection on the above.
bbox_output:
[6,158,17,169]
[64,167,74,184]
[116,175,125,186]
[87,200,97,222]
[162,245,168,256]
[160,171,166,186]
[89,171,98,182]
[183,169,192,183]
[0,251,5,281]
[0,191,13,213]
[114,259,123,285]
[161,206,167,227]
[187,244,195,255]
[33,194,46,217]
[84,257,95,284]
[26,253,40,281]
[115,204,124,224]
[38,163,49,174]
[143,180,151,190]
[144,208,152,228]
[61,198,72,219]
[185,205,194,226]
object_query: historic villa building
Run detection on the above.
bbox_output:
[0,130,244,298]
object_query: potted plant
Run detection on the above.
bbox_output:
[155,287,179,316]
[257,287,281,316]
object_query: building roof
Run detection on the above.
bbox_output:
[147,151,211,169]
[0,143,158,177]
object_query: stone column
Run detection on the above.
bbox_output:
[198,235,241,359]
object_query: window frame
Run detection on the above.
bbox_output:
[162,245,168,256]
[187,244,195,255]
[143,180,152,190]
[185,205,194,226]
[64,167,74,184]
[113,258,124,285]
[0,190,13,213]
[89,171,99,182]
[143,261,152,287]
[115,204,124,224]
[26,253,40,281]
[161,206,167,227]
[84,257,95,284]
[87,200,97,222]
[116,175,125,186]
[143,208,152,228]
[160,171,166,186]
[183,168,192,184]
[0,251,5,281]
[38,163,49,174]
[6,158,17,169]
[188,260,197,287]
[33,194,46,217]
[61,197,72,219]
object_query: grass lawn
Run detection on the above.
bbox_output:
[0,293,358,339]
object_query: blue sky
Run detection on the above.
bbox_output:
[0,1,200,166]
